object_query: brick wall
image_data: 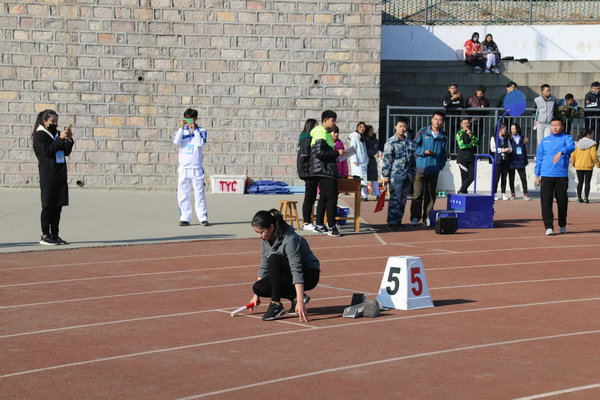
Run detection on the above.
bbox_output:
[0,1,381,189]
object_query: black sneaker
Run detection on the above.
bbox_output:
[314,225,328,234]
[53,236,69,245]
[578,198,584,203]
[39,235,58,246]
[288,294,311,314]
[200,220,210,226]
[327,226,341,237]
[179,221,190,226]
[262,302,286,321]
[584,198,590,204]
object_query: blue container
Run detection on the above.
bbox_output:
[447,193,494,213]
[337,206,349,225]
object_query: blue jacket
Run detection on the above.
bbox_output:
[534,132,575,177]
[414,126,447,175]
[509,135,528,169]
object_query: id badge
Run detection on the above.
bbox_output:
[516,147,522,155]
[55,150,65,164]
[185,143,194,154]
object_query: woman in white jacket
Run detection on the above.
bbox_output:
[349,122,369,200]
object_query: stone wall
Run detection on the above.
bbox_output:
[0,0,381,189]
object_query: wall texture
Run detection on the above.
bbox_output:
[0,0,381,189]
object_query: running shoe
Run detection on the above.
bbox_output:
[314,225,327,234]
[302,223,315,231]
[559,226,567,234]
[523,194,531,201]
[200,220,210,226]
[327,226,341,237]
[39,235,58,246]
[53,236,69,245]
[179,221,190,226]
[262,302,286,321]
[288,294,311,314]
[545,228,553,236]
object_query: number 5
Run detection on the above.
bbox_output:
[411,267,423,296]
[386,267,401,295]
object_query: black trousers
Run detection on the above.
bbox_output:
[493,161,511,194]
[540,177,568,230]
[41,206,62,238]
[315,177,338,228]
[576,170,592,199]
[509,168,528,194]
[253,254,320,302]
[302,177,318,224]
[458,159,475,193]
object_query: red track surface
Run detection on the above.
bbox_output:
[1,200,600,399]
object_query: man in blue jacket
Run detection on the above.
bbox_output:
[410,111,448,226]
[535,117,575,236]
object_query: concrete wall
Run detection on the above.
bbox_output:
[382,25,600,61]
[0,1,381,189]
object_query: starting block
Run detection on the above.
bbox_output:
[376,256,434,310]
[342,294,381,318]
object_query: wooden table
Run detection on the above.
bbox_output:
[336,177,361,232]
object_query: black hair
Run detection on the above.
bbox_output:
[477,85,486,93]
[449,83,458,88]
[365,124,375,138]
[507,81,517,88]
[460,116,471,123]
[432,111,446,120]
[321,110,337,122]
[471,32,479,41]
[183,108,198,118]
[591,81,600,88]
[333,125,339,134]
[485,33,494,42]
[395,117,409,126]
[303,118,317,135]
[510,122,522,135]
[32,109,58,138]
[565,93,574,100]
[251,209,289,242]
[356,121,366,131]
[578,128,593,140]
[550,117,564,125]
[541,84,550,91]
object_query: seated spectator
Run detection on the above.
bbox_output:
[557,93,584,123]
[443,83,464,114]
[464,32,485,73]
[497,81,517,108]
[468,85,489,109]
[482,34,500,74]
[584,81,600,109]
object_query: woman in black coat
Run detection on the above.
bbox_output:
[365,125,381,198]
[32,109,74,245]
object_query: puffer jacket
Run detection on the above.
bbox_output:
[297,131,312,180]
[571,137,600,170]
[309,125,339,179]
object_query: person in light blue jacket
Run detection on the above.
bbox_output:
[534,118,575,236]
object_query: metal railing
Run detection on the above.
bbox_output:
[385,106,600,157]
[382,0,600,25]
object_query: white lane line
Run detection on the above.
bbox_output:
[2,297,600,379]
[373,232,387,245]
[428,257,600,271]
[513,383,600,399]
[432,274,600,290]
[214,310,317,329]
[0,295,351,339]
[4,233,597,272]
[398,243,459,254]
[318,283,368,294]
[178,329,600,399]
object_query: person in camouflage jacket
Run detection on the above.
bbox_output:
[382,117,416,230]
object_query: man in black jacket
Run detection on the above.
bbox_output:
[584,81,600,136]
[443,83,464,115]
[309,110,342,237]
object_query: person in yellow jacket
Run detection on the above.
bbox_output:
[571,128,600,203]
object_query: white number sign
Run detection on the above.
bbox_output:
[376,256,434,310]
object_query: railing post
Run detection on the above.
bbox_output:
[386,105,391,141]
[424,0,428,25]
[528,0,533,24]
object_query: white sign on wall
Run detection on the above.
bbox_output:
[376,256,434,310]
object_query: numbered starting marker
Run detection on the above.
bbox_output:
[376,256,434,310]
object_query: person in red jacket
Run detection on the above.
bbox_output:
[464,32,485,73]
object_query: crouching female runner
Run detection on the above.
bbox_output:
[249,209,320,322]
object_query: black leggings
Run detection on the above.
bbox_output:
[494,161,511,194]
[302,177,318,224]
[41,206,62,238]
[576,170,593,199]
[508,168,528,194]
[253,254,320,302]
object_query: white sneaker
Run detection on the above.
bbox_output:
[411,217,419,226]
[474,66,482,74]
[502,193,509,201]
[302,223,315,231]
[559,226,567,234]
[545,228,553,236]
[494,194,499,201]
[423,218,430,227]
[484,69,491,74]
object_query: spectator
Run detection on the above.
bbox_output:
[533,84,558,147]
[443,83,464,114]
[534,118,575,236]
[365,125,381,198]
[497,81,518,108]
[482,33,500,74]
[455,117,479,194]
[467,85,489,136]
[464,32,485,73]
[508,123,531,201]
[584,81,600,136]
[348,122,369,200]
[571,128,599,203]
[297,118,318,231]
[309,110,342,237]
[332,125,348,178]
[382,117,416,230]
[490,123,512,201]
[557,94,584,125]
[410,111,448,227]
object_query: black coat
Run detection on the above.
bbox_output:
[33,128,74,207]
[296,132,312,180]
[309,139,338,179]
[366,136,379,181]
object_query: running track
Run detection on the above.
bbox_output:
[1,200,599,399]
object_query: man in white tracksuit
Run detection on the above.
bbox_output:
[173,108,209,226]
